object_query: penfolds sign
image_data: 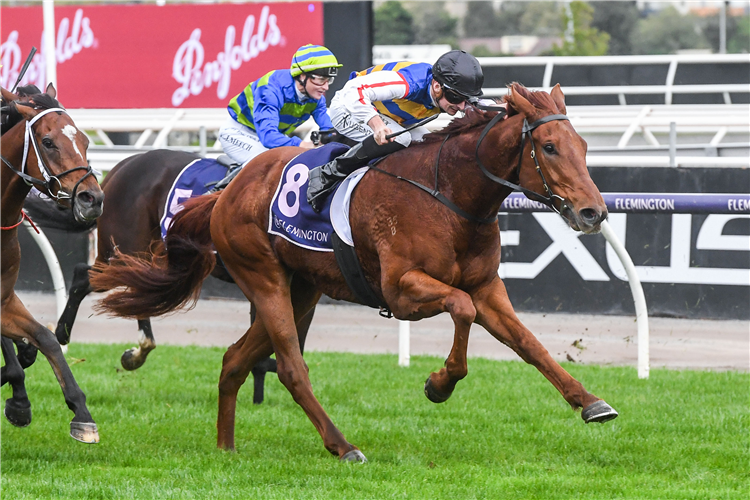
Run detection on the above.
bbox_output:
[1,2,323,108]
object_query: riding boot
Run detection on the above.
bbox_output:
[307,136,405,213]
[209,165,243,193]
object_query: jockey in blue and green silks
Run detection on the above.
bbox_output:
[218,44,342,166]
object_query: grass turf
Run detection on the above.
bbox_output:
[1,343,747,499]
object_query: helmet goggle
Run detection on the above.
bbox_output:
[440,83,477,105]
[301,66,337,85]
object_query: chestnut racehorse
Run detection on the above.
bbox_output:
[1,84,104,443]
[91,83,618,461]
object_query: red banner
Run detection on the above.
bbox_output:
[1,2,323,108]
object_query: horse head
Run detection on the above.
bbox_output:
[7,83,104,222]
[504,83,607,234]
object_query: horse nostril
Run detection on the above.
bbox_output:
[77,191,95,207]
[579,208,601,225]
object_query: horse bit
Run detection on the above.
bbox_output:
[371,107,570,224]
[1,105,97,205]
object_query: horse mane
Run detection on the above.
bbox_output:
[26,92,63,111]
[421,82,561,144]
[422,105,500,144]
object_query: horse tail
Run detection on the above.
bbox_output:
[90,193,220,319]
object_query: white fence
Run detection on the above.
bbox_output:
[477,53,750,105]
[70,103,750,173]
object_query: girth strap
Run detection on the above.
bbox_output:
[332,232,392,317]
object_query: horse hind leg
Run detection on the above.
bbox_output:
[120,319,156,371]
[217,322,275,450]
[1,337,32,427]
[251,302,315,405]
[247,303,273,405]
[473,278,618,424]
[55,263,94,345]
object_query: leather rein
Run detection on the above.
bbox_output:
[1,105,96,208]
[370,107,570,224]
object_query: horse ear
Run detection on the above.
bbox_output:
[14,101,37,120]
[45,82,57,99]
[507,84,536,119]
[1,87,17,103]
[550,83,567,115]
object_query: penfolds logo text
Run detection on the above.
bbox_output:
[0,9,94,90]
[172,5,282,106]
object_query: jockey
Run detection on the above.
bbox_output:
[306,50,484,212]
[217,44,342,167]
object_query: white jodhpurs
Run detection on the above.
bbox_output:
[328,102,431,148]
[217,117,269,166]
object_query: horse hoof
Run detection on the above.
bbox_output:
[4,399,32,427]
[55,325,71,345]
[70,421,99,443]
[424,376,451,404]
[121,348,146,371]
[582,400,619,424]
[341,449,367,463]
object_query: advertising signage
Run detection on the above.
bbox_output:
[1,2,324,108]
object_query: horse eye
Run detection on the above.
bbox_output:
[42,137,56,149]
[543,143,557,154]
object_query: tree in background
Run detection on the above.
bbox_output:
[413,3,459,46]
[590,1,639,55]
[464,2,501,38]
[495,1,526,36]
[728,16,750,53]
[374,1,414,45]
[630,6,710,54]
[698,12,750,54]
[518,1,563,36]
[552,1,609,56]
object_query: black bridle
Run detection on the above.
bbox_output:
[1,105,96,206]
[370,108,570,224]
[475,111,570,216]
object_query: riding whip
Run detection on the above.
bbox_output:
[384,114,441,140]
[11,47,37,93]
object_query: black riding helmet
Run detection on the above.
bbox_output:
[432,50,484,101]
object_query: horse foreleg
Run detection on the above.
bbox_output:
[1,294,99,442]
[1,336,32,427]
[389,270,476,403]
[473,278,618,423]
[120,319,156,371]
[55,263,93,345]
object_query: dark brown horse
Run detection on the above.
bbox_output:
[91,83,617,461]
[1,84,104,443]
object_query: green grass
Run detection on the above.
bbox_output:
[2,344,747,499]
